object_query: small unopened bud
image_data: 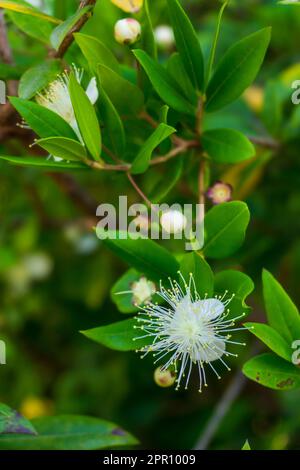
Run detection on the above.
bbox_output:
[243,86,264,113]
[207,181,233,205]
[154,25,175,49]
[160,210,187,234]
[114,18,141,45]
[131,277,156,306]
[154,367,176,388]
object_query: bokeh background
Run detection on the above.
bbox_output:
[0,0,300,449]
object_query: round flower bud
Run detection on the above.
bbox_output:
[131,277,156,306]
[207,181,233,205]
[114,18,141,45]
[154,25,175,49]
[160,210,187,234]
[154,367,176,388]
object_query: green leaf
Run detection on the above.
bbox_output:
[35,137,87,161]
[242,440,251,450]
[19,60,62,100]
[206,28,271,112]
[50,6,92,50]
[97,230,179,282]
[69,74,102,161]
[81,318,147,351]
[0,415,137,450]
[0,63,25,80]
[98,85,126,157]
[245,322,292,362]
[131,123,176,174]
[0,155,88,171]
[262,270,300,343]
[0,1,61,23]
[203,202,250,259]
[167,0,204,91]
[111,269,141,314]
[214,270,254,318]
[179,253,214,298]
[243,352,300,391]
[97,64,144,116]
[75,33,120,74]
[9,97,78,140]
[167,53,198,105]
[202,128,255,164]
[0,403,36,436]
[149,157,183,203]
[133,49,196,116]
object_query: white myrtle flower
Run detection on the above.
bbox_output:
[134,272,246,392]
[36,67,99,138]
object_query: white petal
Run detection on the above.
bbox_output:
[198,298,225,320]
[85,77,99,105]
[191,338,225,362]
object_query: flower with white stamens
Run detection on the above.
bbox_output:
[134,272,246,392]
[36,66,99,137]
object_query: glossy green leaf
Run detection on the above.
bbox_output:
[203,202,250,258]
[97,64,144,116]
[98,85,126,157]
[97,230,179,282]
[75,33,120,73]
[0,155,88,171]
[111,269,141,314]
[81,318,148,352]
[19,60,62,100]
[131,123,176,174]
[150,157,183,203]
[214,269,254,318]
[50,6,92,50]
[262,270,300,343]
[242,440,251,450]
[167,0,204,90]
[206,28,271,112]
[69,74,102,161]
[35,137,87,161]
[243,352,300,391]
[9,97,78,140]
[0,1,61,23]
[167,53,198,105]
[0,415,137,450]
[0,403,36,436]
[202,128,255,164]
[245,322,292,362]
[179,253,214,298]
[133,49,196,115]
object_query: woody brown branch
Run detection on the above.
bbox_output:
[52,0,97,58]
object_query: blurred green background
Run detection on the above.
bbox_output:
[0,0,300,450]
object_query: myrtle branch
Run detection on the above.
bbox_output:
[53,0,97,58]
